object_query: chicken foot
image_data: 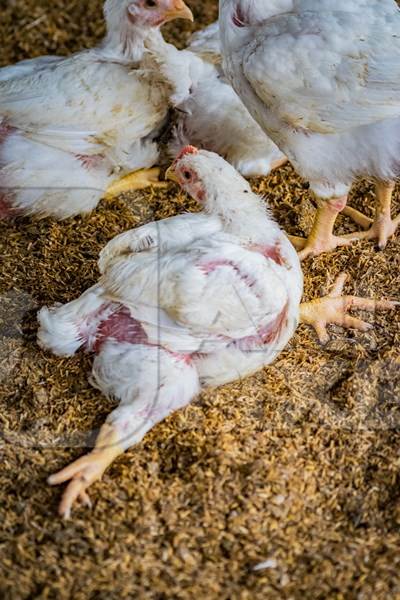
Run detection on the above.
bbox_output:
[295,196,365,260]
[342,181,399,249]
[48,423,123,519]
[299,273,398,344]
[104,167,166,200]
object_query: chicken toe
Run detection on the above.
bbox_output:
[297,196,368,259]
[299,273,398,344]
[342,205,373,229]
[48,423,123,519]
[104,167,166,200]
[343,183,399,249]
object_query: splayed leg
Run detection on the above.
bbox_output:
[47,344,200,519]
[48,423,123,520]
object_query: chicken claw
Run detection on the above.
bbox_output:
[48,423,123,519]
[343,206,400,250]
[104,167,166,200]
[343,182,399,250]
[296,198,364,259]
[299,273,398,344]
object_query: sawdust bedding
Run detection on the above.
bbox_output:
[1,1,400,598]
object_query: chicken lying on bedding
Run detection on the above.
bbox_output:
[0,0,193,219]
[219,0,400,257]
[168,21,287,177]
[37,147,396,518]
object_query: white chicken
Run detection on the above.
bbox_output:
[37,147,395,518]
[168,21,287,177]
[219,0,400,257]
[0,0,193,219]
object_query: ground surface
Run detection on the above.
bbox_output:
[1,1,400,598]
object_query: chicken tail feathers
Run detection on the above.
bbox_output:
[37,284,106,357]
[37,304,85,357]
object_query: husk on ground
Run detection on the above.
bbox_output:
[0,1,400,598]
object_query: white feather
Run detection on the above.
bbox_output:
[169,24,286,177]
[219,0,400,198]
[38,150,303,452]
[0,2,179,218]
[92,341,200,450]
[37,285,106,356]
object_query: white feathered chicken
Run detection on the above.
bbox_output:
[219,0,400,257]
[0,0,193,219]
[169,21,287,177]
[38,147,395,518]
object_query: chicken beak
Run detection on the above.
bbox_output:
[164,0,194,23]
[165,165,180,183]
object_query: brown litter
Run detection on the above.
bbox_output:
[1,1,400,598]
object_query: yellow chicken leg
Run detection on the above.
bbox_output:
[297,197,364,260]
[342,182,399,249]
[104,167,166,200]
[341,205,372,229]
[48,423,123,519]
[300,273,398,344]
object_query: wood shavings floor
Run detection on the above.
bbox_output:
[1,1,400,598]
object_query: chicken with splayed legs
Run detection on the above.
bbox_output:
[38,147,396,518]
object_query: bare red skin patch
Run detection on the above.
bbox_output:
[199,258,258,292]
[231,302,289,351]
[88,304,192,364]
[328,197,347,212]
[0,193,16,219]
[76,153,104,170]
[196,187,206,203]
[92,306,148,353]
[250,242,289,268]
[232,5,247,27]
[169,351,193,365]
[0,120,16,144]
[258,302,289,345]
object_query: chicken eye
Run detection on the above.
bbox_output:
[144,0,157,7]
[183,170,192,181]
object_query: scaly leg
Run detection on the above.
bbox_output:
[287,235,308,251]
[300,273,398,344]
[342,205,372,229]
[342,182,399,249]
[104,167,166,200]
[48,346,199,519]
[364,181,399,249]
[297,196,364,260]
[48,423,123,519]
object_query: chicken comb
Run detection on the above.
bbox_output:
[176,146,199,160]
